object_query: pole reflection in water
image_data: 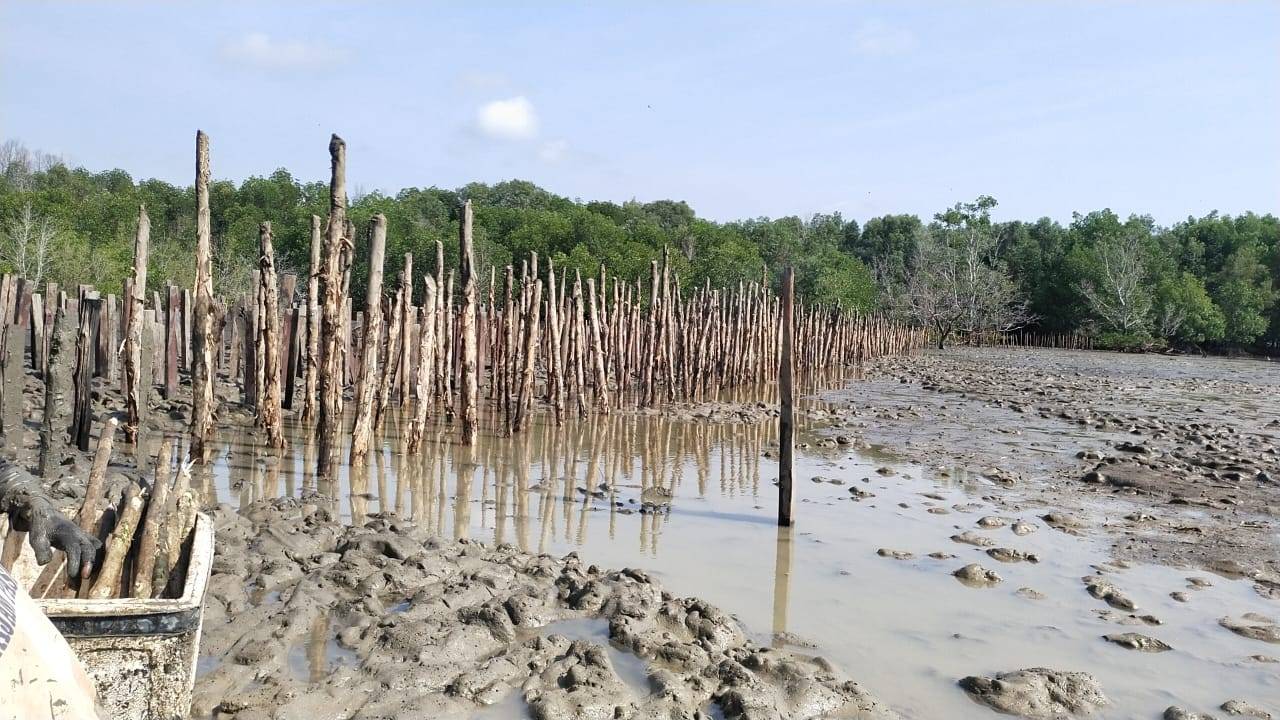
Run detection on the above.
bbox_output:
[771,524,793,647]
[154,371,848,563]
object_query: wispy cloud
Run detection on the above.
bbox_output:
[476,96,539,140]
[220,32,348,71]
[852,20,917,57]
[538,139,568,163]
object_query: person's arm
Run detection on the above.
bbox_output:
[0,460,100,580]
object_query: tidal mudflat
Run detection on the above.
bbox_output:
[181,348,1279,719]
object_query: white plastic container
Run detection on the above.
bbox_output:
[11,513,214,720]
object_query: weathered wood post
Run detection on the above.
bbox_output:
[458,200,479,445]
[0,320,22,439]
[38,305,71,476]
[545,260,565,425]
[586,277,611,413]
[190,130,217,460]
[302,214,322,421]
[164,286,180,400]
[513,274,542,432]
[257,222,285,449]
[398,253,414,407]
[407,275,437,452]
[317,135,349,480]
[778,266,794,527]
[123,205,150,444]
[71,293,100,451]
[374,269,404,431]
[350,214,387,464]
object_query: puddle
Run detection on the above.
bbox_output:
[157,372,1279,718]
[286,614,360,683]
[531,618,652,698]
[471,690,532,719]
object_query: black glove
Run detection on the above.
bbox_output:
[1,461,102,581]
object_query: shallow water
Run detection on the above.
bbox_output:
[177,369,1278,719]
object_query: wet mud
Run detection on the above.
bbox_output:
[5,348,1279,718]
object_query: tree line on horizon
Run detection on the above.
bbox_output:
[1,140,1276,352]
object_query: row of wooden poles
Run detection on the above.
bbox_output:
[954,330,1094,350]
[0,133,926,484]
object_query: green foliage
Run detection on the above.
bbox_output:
[1,142,1277,351]
[1154,272,1226,344]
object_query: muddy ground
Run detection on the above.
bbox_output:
[6,347,1280,719]
[850,348,1280,596]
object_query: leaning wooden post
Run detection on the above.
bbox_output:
[458,201,480,445]
[257,222,286,449]
[317,135,349,480]
[349,214,387,464]
[190,130,217,460]
[778,267,795,527]
[123,205,150,444]
[302,214,323,421]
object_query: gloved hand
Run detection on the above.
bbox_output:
[1,460,102,581]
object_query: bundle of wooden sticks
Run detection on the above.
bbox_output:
[0,418,199,600]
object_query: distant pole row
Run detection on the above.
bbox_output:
[0,132,927,481]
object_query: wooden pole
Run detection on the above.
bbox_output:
[131,438,173,598]
[190,130,217,460]
[317,135,349,480]
[350,214,387,464]
[458,200,479,445]
[407,275,437,453]
[257,221,285,449]
[302,214,322,421]
[778,266,794,527]
[123,206,149,444]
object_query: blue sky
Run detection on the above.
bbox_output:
[2,1,1276,225]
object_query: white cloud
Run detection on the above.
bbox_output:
[538,139,568,163]
[221,32,347,70]
[852,20,917,56]
[476,96,539,141]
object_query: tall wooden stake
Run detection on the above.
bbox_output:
[317,135,349,480]
[190,130,216,460]
[123,205,149,444]
[257,222,285,448]
[407,274,437,452]
[778,266,794,527]
[350,214,387,464]
[458,200,479,445]
[302,214,322,421]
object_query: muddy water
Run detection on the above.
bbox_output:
[176,381,1277,719]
